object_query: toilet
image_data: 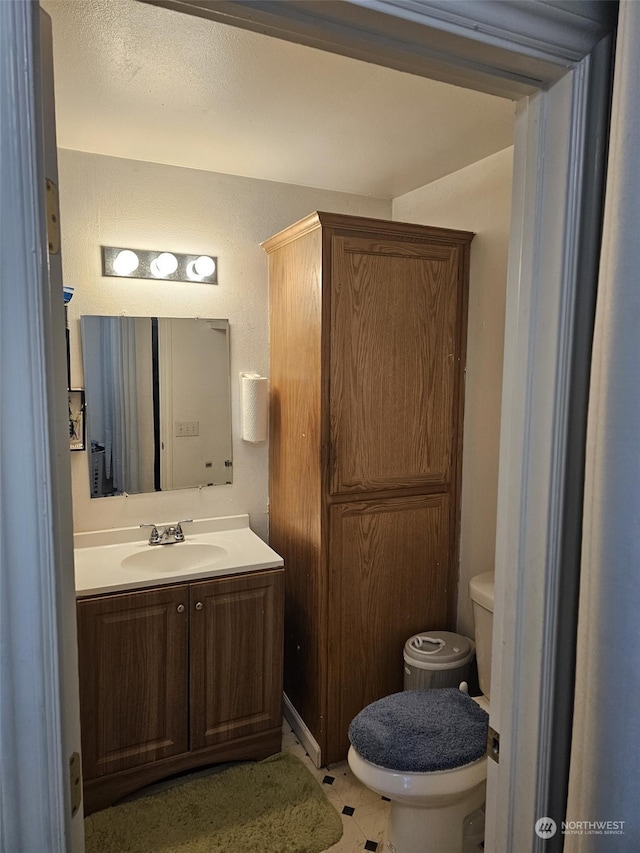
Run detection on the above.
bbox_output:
[347,572,495,853]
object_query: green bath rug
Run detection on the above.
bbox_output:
[84,752,343,853]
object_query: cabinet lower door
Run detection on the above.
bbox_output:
[189,570,284,750]
[77,585,189,779]
[327,494,451,763]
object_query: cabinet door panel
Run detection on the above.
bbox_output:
[330,234,463,494]
[190,571,284,750]
[77,585,189,779]
[327,495,450,762]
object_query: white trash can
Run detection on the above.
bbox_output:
[403,630,475,690]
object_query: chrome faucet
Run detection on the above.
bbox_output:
[140,520,193,546]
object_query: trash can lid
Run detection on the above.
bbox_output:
[403,630,474,670]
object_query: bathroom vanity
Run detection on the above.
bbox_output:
[74,516,284,814]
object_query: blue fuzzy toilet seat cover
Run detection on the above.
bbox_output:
[348,688,489,773]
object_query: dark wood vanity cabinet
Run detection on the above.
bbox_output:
[77,569,284,814]
[264,212,472,764]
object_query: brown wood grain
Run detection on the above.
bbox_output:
[77,585,189,779]
[267,224,327,743]
[330,235,460,494]
[327,494,451,761]
[77,568,284,810]
[264,211,472,764]
[189,570,284,748]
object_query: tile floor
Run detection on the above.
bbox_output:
[281,721,390,853]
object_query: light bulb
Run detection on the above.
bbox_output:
[150,252,178,277]
[187,256,216,281]
[194,255,216,277]
[112,250,139,276]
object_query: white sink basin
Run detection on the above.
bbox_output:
[74,514,284,597]
[121,542,227,573]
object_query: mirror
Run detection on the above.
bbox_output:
[81,316,232,498]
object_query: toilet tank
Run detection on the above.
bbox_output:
[469,572,495,701]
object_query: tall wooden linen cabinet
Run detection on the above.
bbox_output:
[263,212,473,765]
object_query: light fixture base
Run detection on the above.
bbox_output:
[101,246,218,284]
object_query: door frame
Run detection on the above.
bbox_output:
[0,2,616,851]
[1,4,81,852]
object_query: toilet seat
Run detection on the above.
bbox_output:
[348,688,488,773]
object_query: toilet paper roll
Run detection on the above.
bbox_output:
[240,373,269,442]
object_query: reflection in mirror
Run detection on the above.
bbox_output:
[81,316,232,498]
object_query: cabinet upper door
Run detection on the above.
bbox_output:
[330,233,467,495]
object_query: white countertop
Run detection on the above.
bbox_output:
[74,515,283,597]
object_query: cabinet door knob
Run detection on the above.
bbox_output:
[195,601,204,610]
[176,604,185,613]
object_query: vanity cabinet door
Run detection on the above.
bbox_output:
[77,584,189,779]
[189,570,284,750]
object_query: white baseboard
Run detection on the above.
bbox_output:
[282,692,322,768]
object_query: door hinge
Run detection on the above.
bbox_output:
[487,725,500,764]
[69,751,82,817]
[45,177,60,255]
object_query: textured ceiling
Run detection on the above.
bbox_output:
[41,0,515,199]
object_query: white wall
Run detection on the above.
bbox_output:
[59,149,390,539]
[393,147,513,636]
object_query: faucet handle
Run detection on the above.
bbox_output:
[140,523,161,544]
[174,519,193,541]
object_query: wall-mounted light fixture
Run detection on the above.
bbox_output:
[101,246,218,284]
